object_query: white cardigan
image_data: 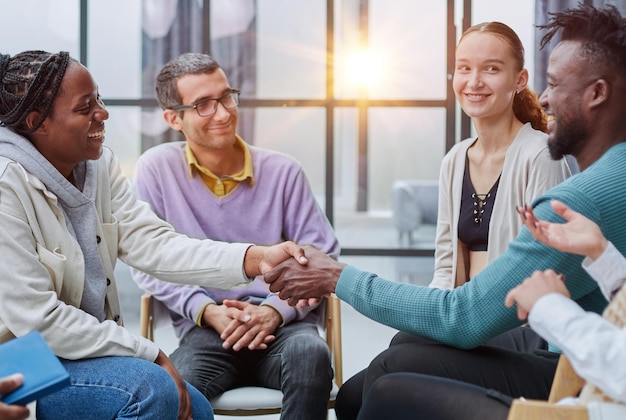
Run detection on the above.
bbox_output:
[429,123,572,289]
[0,146,252,362]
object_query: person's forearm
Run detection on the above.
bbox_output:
[584,241,626,298]
[335,214,598,350]
[530,293,626,402]
[335,265,511,349]
[243,245,264,278]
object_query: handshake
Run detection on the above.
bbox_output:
[262,245,346,306]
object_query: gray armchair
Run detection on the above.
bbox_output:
[391,180,439,246]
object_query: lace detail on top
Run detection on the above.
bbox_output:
[458,155,501,252]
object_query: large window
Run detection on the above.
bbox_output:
[1,0,537,262]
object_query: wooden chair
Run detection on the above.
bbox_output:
[507,354,588,420]
[140,292,343,416]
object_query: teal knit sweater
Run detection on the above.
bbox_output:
[337,142,626,349]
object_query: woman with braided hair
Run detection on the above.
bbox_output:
[0,51,307,419]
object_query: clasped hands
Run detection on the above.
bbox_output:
[203,301,285,351]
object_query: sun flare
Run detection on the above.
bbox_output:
[344,50,381,88]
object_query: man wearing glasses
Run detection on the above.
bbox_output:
[132,53,339,420]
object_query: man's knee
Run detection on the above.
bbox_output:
[281,333,332,386]
[284,332,330,363]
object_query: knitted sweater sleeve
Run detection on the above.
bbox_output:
[131,150,217,324]
[336,187,605,349]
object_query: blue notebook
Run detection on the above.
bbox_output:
[0,331,71,405]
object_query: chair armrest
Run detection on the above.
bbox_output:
[507,399,588,420]
[326,294,343,386]
[140,293,154,341]
[548,355,585,403]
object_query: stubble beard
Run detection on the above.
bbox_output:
[548,115,588,161]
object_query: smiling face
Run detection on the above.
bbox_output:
[164,68,238,153]
[539,41,589,160]
[453,32,527,123]
[31,61,108,178]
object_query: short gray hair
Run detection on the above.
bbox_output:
[155,53,222,110]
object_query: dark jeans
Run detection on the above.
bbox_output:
[336,327,557,420]
[357,373,513,420]
[171,321,333,420]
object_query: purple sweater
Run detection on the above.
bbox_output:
[132,141,340,338]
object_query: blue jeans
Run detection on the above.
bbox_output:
[36,356,214,419]
[171,321,332,420]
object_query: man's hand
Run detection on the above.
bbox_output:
[0,374,29,420]
[243,241,308,278]
[504,269,570,320]
[264,245,346,306]
[296,297,322,310]
[202,302,250,334]
[518,200,608,260]
[154,350,192,420]
[220,301,281,351]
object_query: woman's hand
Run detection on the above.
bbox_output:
[243,242,308,278]
[505,269,570,320]
[0,374,30,420]
[518,200,608,260]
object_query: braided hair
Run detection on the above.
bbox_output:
[0,51,70,133]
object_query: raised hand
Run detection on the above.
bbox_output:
[518,200,608,260]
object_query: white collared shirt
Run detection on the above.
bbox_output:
[529,242,626,404]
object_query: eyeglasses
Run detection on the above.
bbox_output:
[170,89,240,117]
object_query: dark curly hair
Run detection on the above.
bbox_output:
[0,50,70,133]
[539,4,626,84]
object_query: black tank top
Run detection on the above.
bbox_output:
[458,156,500,251]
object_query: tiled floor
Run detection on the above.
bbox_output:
[117,217,435,419]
